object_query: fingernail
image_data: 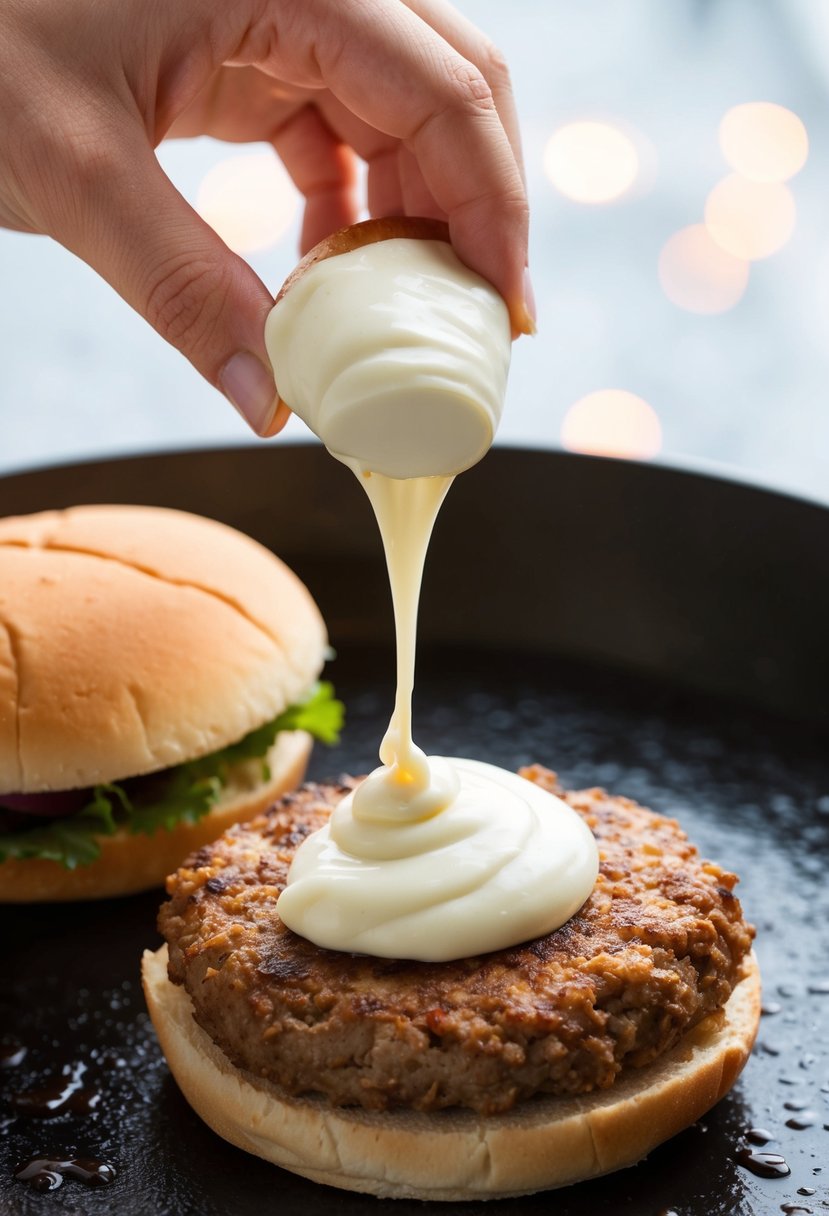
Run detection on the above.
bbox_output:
[219,351,278,435]
[521,267,537,335]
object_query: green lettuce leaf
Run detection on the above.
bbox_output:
[0,789,120,869]
[201,681,344,773]
[0,683,344,870]
[125,773,223,838]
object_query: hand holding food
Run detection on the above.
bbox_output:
[0,0,530,434]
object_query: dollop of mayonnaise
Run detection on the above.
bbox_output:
[268,232,599,961]
[264,237,511,479]
[277,759,599,962]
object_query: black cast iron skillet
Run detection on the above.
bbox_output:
[0,445,827,1216]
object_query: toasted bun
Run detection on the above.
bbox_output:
[0,505,327,792]
[142,946,761,1201]
[0,731,312,903]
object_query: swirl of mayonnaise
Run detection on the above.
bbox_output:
[277,759,599,961]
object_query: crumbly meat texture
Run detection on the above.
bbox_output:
[159,768,755,1116]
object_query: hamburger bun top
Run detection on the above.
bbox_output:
[0,505,327,793]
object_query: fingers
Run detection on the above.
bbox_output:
[401,0,526,186]
[409,86,531,334]
[396,146,445,220]
[309,95,417,223]
[53,127,284,436]
[281,0,531,333]
[367,147,407,222]
[167,4,532,330]
[270,104,360,254]
[167,67,361,256]
[312,94,444,224]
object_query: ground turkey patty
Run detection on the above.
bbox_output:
[159,767,754,1115]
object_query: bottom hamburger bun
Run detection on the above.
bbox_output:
[141,945,761,1201]
[1,731,311,903]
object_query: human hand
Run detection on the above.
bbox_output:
[0,0,531,436]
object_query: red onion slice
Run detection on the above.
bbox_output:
[0,790,91,817]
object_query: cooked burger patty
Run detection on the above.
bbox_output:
[159,767,754,1115]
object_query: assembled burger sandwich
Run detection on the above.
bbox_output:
[0,504,341,902]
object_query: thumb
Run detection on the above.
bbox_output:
[59,134,288,437]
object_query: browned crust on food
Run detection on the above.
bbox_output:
[275,217,450,304]
[159,767,755,1116]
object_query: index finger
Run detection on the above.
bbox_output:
[402,0,526,187]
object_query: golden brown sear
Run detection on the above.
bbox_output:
[159,768,754,1115]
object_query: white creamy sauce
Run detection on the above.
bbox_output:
[278,757,598,962]
[264,239,510,479]
[266,236,598,961]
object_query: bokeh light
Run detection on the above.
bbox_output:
[705,174,795,261]
[196,153,297,255]
[658,224,750,314]
[719,102,808,183]
[543,121,639,204]
[561,390,662,460]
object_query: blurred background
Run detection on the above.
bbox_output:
[1,0,827,501]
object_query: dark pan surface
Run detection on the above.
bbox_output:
[1,447,828,1215]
